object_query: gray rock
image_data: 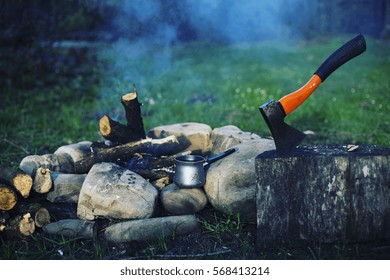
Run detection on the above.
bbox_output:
[54,141,92,163]
[77,162,158,220]
[46,173,87,203]
[210,125,262,155]
[204,139,275,222]
[160,183,208,215]
[43,219,96,239]
[148,122,212,154]
[104,215,199,243]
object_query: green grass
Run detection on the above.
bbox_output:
[1,35,390,259]
[96,36,390,146]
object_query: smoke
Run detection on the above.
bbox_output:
[97,0,309,92]
[93,0,385,116]
[103,0,308,45]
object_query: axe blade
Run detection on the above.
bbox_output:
[259,100,306,154]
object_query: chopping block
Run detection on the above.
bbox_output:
[255,145,390,248]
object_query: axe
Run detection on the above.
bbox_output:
[259,34,366,154]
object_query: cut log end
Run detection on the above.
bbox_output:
[13,173,33,198]
[34,207,51,228]
[19,213,35,237]
[121,92,137,102]
[99,115,112,137]
[33,167,52,194]
[0,185,18,211]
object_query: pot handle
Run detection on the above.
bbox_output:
[206,147,237,166]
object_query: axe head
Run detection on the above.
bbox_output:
[259,100,306,154]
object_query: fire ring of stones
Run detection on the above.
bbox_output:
[1,92,270,243]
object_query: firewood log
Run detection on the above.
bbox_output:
[121,87,146,141]
[34,207,51,228]
[99,114,135,144]
[18,213,35,236]
[0,180,18,211]
[125,151,191,181]
[19,137,189,175]
[73,135,190,173]
[33,167,52,194]
[0,167,33,198]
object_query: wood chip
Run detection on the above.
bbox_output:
[347,144,359,152]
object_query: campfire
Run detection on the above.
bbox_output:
[0,86,264,242]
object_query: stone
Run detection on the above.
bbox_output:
[19,141,92,175]
[46,173,87,203]
[77,162,158,220]
[104,215,199,243]
[54,141,92,163]
[256,145,390,247]
[204,139,275,222]
[147,122,212,154]
[160,183,208,215]
[210,125,262,155]
[43,219,96,239]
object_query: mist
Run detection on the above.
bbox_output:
[100,0,386,45]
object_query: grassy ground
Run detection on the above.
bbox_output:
[1,35,389,259]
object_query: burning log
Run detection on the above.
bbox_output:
[0,167,33,198]
[74,135,189,174]
[19,136,189,175]
[125,151,191,181]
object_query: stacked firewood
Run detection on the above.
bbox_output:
[0,86,190,239]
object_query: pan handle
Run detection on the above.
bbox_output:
[206,147,237,166]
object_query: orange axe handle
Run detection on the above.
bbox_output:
[278,34,366,116]
[279,74,322,115]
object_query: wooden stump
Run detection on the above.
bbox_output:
[256,145,390,248]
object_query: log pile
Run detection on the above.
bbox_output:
[0,87,192,240]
